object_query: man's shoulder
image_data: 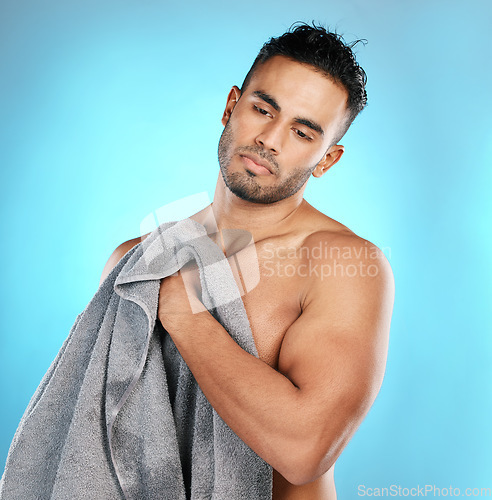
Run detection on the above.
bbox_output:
[302,227,383,264]
[99,233,151,285]
[295,212,395,332]
[299,203,390,267]
[296,208,393,291]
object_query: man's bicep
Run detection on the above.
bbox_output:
[274,250,394,471]
[277,249,394,416]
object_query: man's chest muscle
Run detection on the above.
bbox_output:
[235,247,305,368]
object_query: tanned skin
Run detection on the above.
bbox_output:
[100,56,394,499]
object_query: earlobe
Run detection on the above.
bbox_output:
[312,145,345,178]
[221,86,241,126]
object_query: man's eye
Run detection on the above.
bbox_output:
[254,105,270,116]
[295,129,312,141]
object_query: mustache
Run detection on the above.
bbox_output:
[236,146,278,173]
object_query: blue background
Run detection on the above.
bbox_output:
[1,0,491,496]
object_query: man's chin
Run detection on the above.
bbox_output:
[228,185,286,205]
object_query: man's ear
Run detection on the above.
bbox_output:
[312,144,345,178]
[221,86,241,126]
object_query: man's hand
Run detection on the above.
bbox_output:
[158,261,205,332]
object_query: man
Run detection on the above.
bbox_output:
[101,23,394,499]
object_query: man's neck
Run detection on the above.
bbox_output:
[188,175,310,253]
[210,175,307,237]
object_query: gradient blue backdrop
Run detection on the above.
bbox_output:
[1,0,491,496]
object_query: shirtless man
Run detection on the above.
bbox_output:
[101,23,394,499]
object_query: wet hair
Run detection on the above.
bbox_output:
[241,22,368,143]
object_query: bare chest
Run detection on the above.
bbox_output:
[228,239,308,368]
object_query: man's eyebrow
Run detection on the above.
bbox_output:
[252,90,324,136]
[252,91,280,112]
[294,117,324,136]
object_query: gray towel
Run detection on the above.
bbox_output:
[0,218,273,499]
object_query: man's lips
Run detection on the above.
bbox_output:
[239,153,274,176]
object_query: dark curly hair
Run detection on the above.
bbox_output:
[241,22,368,144]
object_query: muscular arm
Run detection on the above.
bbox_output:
[159,237,394,485]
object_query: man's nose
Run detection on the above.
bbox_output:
[255,122,284,154]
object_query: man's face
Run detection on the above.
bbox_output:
[218,55,349,204]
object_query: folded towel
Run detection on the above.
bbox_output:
[0,218,273,499]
